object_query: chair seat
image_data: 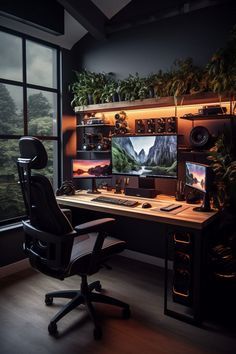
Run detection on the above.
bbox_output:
[67,233,126,276]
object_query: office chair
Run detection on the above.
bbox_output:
[17,136,130,339]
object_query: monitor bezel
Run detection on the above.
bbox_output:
[111,133,178,179]
[185,161,212,194]
[71,159,112,179]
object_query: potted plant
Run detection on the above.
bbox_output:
[118,74,138,101]
[145,74,156,98]
[167,58,203,114]
[207,125,236,283]
[100,79,118,103]
[69,70,109,107]
[205,25,236,114]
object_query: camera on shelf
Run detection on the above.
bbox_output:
[96,137,111,151]
[82,133,102,150]
[114,111,130,135]
[82,112,108,125]
[82,133,111,151]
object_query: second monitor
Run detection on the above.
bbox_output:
[185,161,213,212]
[72,159,111,194]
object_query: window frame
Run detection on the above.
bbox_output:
[0,25,62,227]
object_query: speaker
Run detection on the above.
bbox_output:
[166,117,177,133]
[156,118,166,133]
[189,126,210,148]
[124,187,157,198]
[135,119,146,134]
[146,119,156,133]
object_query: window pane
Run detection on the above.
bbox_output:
[0,140,25,222]
[26,41,57,88]
[0,83,23,135]
[0,31,22,82]
[27,89,57,136]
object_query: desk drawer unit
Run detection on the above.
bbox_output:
[172,231,193,305]
[164,225,204,325]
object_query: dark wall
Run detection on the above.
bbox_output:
[72,3,235,78]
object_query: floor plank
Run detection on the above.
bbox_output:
[0,256,236,354]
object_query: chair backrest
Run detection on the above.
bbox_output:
[17,137,75,277]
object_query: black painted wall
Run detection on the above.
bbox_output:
[71,3,235,78]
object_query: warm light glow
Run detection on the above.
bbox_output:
[62,115,77,156]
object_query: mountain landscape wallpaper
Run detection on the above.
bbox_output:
[111,135,177,177]
[186,162,206,192]
[72,159,111,177]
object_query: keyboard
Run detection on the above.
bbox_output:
[91,195,139,207]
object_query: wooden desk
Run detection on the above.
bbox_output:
[57,190,218,325]
[56,190,217,230]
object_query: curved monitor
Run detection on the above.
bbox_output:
[111,134,177,178]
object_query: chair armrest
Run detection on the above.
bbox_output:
[61,208,72,224]
[22,220,77,273]
[74,218,115,235]
[22,220,76,242]
[75,218,116,275]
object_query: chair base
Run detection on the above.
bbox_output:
[45,277,130,339]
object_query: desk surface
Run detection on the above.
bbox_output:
[56,190,218,230]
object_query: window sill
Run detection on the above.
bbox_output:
[0,222,23,233]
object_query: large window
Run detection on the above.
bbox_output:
[0,28,61,225]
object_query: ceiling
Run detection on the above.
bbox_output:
[0,0,231,50]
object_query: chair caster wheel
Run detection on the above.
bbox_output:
[122,307,131,319]
[48,322,58,335]
[93,326,102,340]
[45,295,53,306]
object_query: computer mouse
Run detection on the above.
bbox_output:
[142,202,152,209]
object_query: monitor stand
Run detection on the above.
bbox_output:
[139,176,155,189]
[87,179,101,194]
[193,192,212,212]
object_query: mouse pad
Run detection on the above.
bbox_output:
[152,205,191,215]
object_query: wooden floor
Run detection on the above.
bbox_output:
[1,256,236,354]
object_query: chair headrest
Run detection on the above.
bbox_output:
[19,136,48,169]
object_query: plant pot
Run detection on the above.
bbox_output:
[148,87,155,98]
[118,93,125,102]
[88,94,94,105]
[112,93,119,102]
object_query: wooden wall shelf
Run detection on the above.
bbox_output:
[74,93,230,114]
[76,124,114,128]
[180,114,235,121]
